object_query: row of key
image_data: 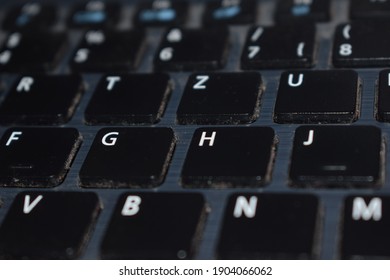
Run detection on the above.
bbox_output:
[5,22,390,71]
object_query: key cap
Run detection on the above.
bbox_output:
[0,128,81,188]
[181,127,276,188]
[241,25,316,69]
[68,0,120,28]
[0,75,84,125]
[333,22,390,67]
[0,192,101,259]
[376,70,390,122]
[0,31,67,72]
[154,27,230,71]
[290,126,383,188]
[177,72,263,124]
[134,0,188,27]
[218,193,320,259]
[101,192,206,259]
[70,29,145,72]
[350,0,390,20]
[79,128,175,188]
[203,0,257,25]
[274,70,360,124]
[342,196,390,259]
[85,74,172,125]
[275,0,330,22]
[3,2,57,30]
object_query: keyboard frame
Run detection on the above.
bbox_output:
[0,0,388,260]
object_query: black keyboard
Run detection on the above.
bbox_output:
[0,0,390,260]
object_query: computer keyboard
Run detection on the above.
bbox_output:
[0,0,389,260]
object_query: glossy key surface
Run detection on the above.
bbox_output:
[68,1,120,28]
[275,0,330,22]
[241,25,316,69]
[181,127,276,188]
[0,128,81,188]
[177,72,263,124]
[218,193,320,259]
[333,22,390,67]
[154,27,230,71]
[0,31,67,72]
[70,29,145,72]
[342,195,390,259]
[274,70,360,123]
[203,0,257,25]
[134,0,188,27]
[79,128,175,188]
[3,3,57,30]
[101,192,206,259]
[0,192,101,259]
[289,126,383,188]
[0,75,84,125]
[85,73,172,125]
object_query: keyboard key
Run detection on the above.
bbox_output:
[3,2,57,30]
[154,27,230,71]
[70,29,145,72]
[333,22,390,67]
[85,74,172,125]
[134,0,188,27]
[181,127,276,188]
[241,25,316,69]
[376,70,390,122]
[0,128,81,188]
[79,128,175,188]
[275,0,330,22]
[203,0,257,25]
[0,75,84,125]
[101,193,206,259]
[0,192,101,259]
[350,0,390,20]
[0,31,67,72]
[290,126,383,188]
[218,193,320,259]
[274,70,360,123]
[177,72,263,124]
[342,196,390,259]
[68,0,120,28]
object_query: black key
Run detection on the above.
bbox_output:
[154,27,230,71]
[0,31,67,72]
[177,72,263,124]
[350,0,390,20]
[342,196,390,259]
[181,127,276,188]
[3,2,57,30]
[79,128,175,188]
[70,29,145,72]
[101,192,206,259]
[0,75,84,125]
[376,70,390,122]
[203,0,257,25]
[275,0,330,22]
[134,0,188,27]
[218,193,320,259]
[274,70,360,124]
[290,126,383,188]
[68,0,120,28]
[0,128,81,188]
[241,25,316,69]
[0,192,101,259]
[333,22,390,67]
[85,74,172,125]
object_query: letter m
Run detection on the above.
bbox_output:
[352,197,382,221]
